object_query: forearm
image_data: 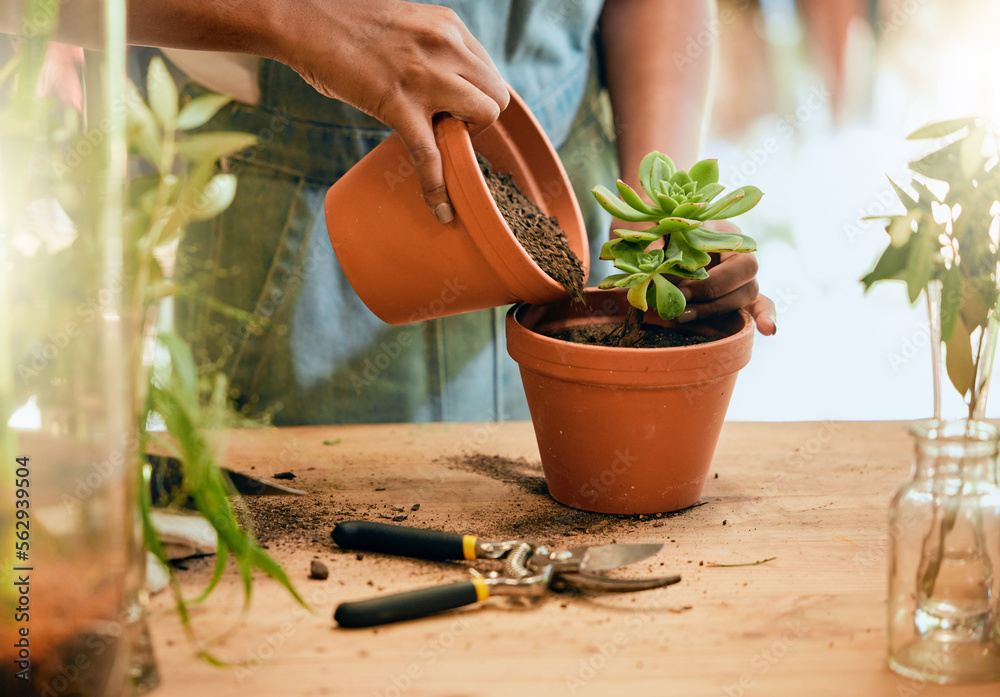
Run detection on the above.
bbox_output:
[599,0,716,177]
[126,0,299,63]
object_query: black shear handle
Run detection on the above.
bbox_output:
[334,580,488,628]
[332,520,475,561]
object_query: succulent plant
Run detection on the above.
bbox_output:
[591,151,763,320]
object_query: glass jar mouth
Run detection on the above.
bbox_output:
[909,418,1000,458]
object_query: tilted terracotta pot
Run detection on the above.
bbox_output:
[506,289,754,514]
[324,87,588,325]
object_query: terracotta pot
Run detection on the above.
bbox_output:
[324,87,589,325]
[506,289,754,514]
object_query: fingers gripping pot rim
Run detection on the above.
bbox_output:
[324,85,589,326]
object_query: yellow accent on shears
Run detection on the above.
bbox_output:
[462,535,478,561]
[471,577,490,602]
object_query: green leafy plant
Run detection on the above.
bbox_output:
[1,43,303,668]
[127,57,306,654]
[591,151,763,322]
[861,117,1000,418]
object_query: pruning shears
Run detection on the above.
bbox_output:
[331,520,680,628]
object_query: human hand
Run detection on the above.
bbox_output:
[281,0,509,223]
[672,220,775,335]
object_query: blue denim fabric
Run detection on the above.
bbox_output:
[168,2,617,425]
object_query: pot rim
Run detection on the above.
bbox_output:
[438,86,589,304]
[506,288,755,381]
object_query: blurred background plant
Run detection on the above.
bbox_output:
[1,17,303,682]
[861,117,1000,419]
[125,55,306,657]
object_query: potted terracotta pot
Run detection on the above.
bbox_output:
[324,87,589,325]
[506,288,754,514]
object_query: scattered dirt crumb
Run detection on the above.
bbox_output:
[309,559,329,580]
[411,504,421,512]
[273,472,296,480]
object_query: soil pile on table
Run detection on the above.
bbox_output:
[478,155,586,303]
[238,454,707,553]
[441,454,704,539]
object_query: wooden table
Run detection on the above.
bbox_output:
[147,421,998,697]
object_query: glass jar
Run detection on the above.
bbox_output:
[0,1,156,695]
[888,419,1000,683]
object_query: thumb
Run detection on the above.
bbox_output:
[746,293,777,336]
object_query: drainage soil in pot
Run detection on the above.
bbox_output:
[478,155,586,303]
[549,322,714,348]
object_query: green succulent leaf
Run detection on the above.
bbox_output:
[906,117,978,140]
[614,228,662,243]
[607,240,649,273]
[599,237,625,260]
[707,186,764,219]
[660,264,710,281]
[177,93,233,131]
[665,232,712,271]
[648,217,703,234]
[615,179,659,216]
[598,273,636,289]
[669,170,693,187]
[688,158,720,186]
[696,182,726,203]
[673,202,710,220]
[734,232,758,253]
[592,185,660,222]
[684,227,745,252]
[636,249,665,272]
[639,151,672,200]
[652,274,687,320]
[650,158,674,200]
[626,275,654,311]
[656,194,678,215]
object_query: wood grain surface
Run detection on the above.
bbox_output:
[146,421,1000,696]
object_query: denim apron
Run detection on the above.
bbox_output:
[162,1,617,425]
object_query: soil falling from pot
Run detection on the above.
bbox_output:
[478,155,586,302]
[550,322,713,349]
